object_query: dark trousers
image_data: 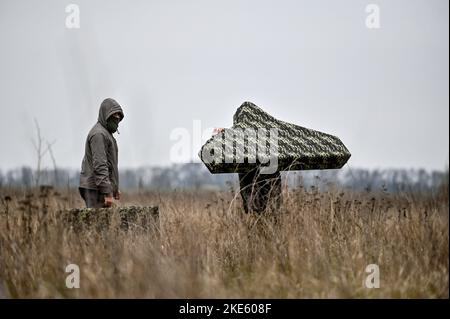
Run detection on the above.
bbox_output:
[79,187,106,208]
[238,169,282,214]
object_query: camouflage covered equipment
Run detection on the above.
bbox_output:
[61,206,159,232]
[199,101,351,174]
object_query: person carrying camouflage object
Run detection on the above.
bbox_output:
[199,101,351,214]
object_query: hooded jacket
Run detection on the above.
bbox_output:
[79,98,124,195]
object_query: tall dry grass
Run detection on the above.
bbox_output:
[0,182,448,298]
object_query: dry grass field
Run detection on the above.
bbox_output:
[0,181,448,298]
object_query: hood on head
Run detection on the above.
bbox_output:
[98,98,124,127]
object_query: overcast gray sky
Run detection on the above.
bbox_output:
[0,0,448,171]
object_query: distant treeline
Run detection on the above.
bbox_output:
[0,163,448,194]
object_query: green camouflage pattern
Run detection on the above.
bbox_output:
[62,206,159,232]
[199,101,351,174]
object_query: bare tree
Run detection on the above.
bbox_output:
[31,118,53,187]
[46,140,58,185]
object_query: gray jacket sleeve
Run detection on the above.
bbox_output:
[90,133,113,195]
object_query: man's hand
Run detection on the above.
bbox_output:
[114,190,121,200]
[104,195,115,207]
[212,128,225,135]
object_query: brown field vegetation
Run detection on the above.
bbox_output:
[0,182,448,298]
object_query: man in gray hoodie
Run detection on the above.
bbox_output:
[79,98,124,208]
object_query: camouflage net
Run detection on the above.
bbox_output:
[199,101,351,214]
[61,206,159,232]
[199,101,351,174]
